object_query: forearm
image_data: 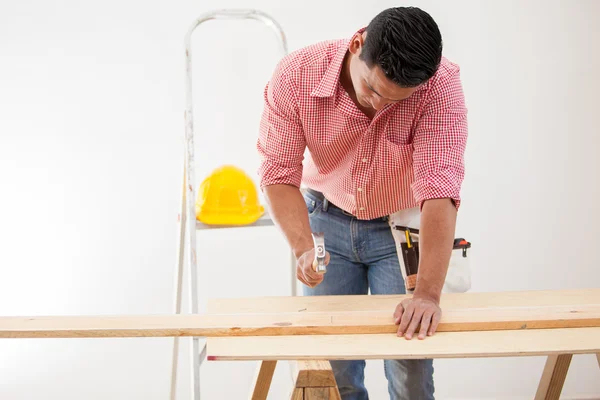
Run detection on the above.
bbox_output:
[413,198,457,302]
[263,184,314,258]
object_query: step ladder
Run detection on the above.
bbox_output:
[170,9,291,400]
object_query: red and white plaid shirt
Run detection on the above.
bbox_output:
[257,29,468,220]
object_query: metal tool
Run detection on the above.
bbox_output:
[400,228,420,291]
[393,225,472,292]
[312,232,326,273]
[454,238,472,257]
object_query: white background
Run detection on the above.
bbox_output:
[1,0,599,399]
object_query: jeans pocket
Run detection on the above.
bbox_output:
[303,192,322,217]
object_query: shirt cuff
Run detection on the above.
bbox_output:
[258,160,303,189]
[411,174,462,211]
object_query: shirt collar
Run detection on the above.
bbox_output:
[310,27,366,98]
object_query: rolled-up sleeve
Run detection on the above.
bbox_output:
[411,64,468,210]
[256,62,306,189]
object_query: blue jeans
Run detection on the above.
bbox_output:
[303,190,435,400]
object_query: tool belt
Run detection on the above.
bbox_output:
[303,188,473,293]
[388,208,472,294]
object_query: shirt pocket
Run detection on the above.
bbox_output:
[383,140,414,170]
[382,111,416,146]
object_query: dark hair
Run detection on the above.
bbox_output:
[360,7,443,87]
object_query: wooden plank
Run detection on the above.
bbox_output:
[305,387,341,399]
[534,354,573,400]
[293,360,337,388]
[2,289,600,339]
[206,327,600,361]
[248,360,277,400]
[208,288,600,314]
[290,388,303,400]
[329,387,342,400]
[2,303,599,339]
[331,387,341,400]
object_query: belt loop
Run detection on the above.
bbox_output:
[322,198,329,212]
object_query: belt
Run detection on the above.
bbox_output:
[304,188,388,221]
[305,188,326,202]
[305,188,344,213]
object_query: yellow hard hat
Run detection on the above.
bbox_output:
[195,165,265,225]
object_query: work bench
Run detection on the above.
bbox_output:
[1,288,599,399]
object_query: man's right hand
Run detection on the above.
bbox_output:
[296,247,330,288]
[262,184,330,288]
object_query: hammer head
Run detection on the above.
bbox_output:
[311,232,326,273]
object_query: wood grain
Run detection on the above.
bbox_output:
[293,361,337,388]
[248,360,277,400]
[534,354,573,400]
[304,387,341,399]
[206,327,600,361]
[2,289,599,339]
[207,288,600,314]
[290,388,303,400]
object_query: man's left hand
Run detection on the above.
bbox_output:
[393,295,441,340]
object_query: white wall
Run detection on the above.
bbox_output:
[1,0,599,399]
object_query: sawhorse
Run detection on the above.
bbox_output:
[249,360,341,399]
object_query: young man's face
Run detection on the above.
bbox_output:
[348,33,419,111]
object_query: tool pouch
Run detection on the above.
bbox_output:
[388,208,472,294]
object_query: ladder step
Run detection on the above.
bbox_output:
[196,213,274,230]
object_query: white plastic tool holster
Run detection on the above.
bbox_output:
[387,206,472,294]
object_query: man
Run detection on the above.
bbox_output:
[257,6,467,400]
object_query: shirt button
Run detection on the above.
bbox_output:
[357,188,363,192]
[362,158,368,163]
[359,207,365,211]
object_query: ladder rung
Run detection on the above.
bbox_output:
[195,212,274,230]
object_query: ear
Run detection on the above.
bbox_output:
[348,32,365,55]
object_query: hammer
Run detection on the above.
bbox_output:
[311,232,326,274]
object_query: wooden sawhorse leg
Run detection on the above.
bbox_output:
[290,360,341,399]
[248,360,341,399]
[250,353,600,399]
[249,360,277,400]
[534,354,573,400]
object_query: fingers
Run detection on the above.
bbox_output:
[298,266,321,287]
[393,303,404,325]
[403,308,422,340]
[418,311,434,340]
[397,301,414,337]
[296,251,324,288]
[396,298,442,340]
[304,261,324,283]
[304,272,323,287]
[296,269,309,287]
[429,310,442,336]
